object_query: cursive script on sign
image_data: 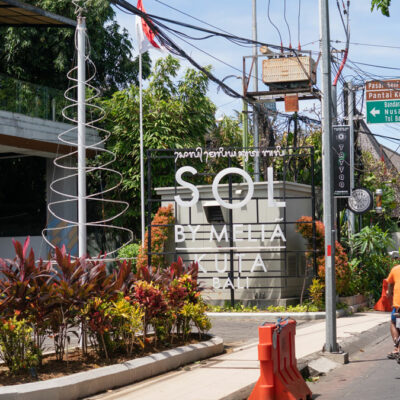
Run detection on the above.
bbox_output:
[174,146,286,163]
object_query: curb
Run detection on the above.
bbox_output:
[207,308,349,320]
[0,336,224,400]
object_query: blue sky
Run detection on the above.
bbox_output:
[113,0,400,151]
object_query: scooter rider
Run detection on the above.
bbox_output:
[387,251,400,359]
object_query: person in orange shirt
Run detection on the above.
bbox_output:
[387,251,400,359]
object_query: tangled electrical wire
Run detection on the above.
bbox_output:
[112,0,318,116]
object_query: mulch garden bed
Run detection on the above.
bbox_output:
[0,333,208,386]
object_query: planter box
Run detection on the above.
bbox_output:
[338,294,367,307]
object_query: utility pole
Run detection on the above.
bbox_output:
[319,0,338,353]
[242,100,249,171]
[252,0,260,182]
[347,81,355,234]
[331,85,337,124]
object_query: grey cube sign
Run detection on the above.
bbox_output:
[333,125,351,197]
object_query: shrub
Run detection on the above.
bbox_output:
[308,279,325,310]
[0,239,210,373]
[0,315,41,374]
[355,254,396,302]
[81,295,144,358]
[133,280,167,338]
[347,225,396,301]
[136,204,175,271]
[80,297,114,360]
[351,225,393,255]
[107,296,144,356]
[296,216,351,296]
[118,243,140,274]
[179,300,211,340]
[0,237,52,352]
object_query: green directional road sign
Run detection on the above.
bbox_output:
[366,100,400,124]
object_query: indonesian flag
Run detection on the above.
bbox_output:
[135,0,162,54]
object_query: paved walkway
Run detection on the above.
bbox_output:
[87,312,389,400]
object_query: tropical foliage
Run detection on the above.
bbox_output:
[348,224,396,301]
[296,216,352,297]
[0,0,151,94]
[99,56,217,232]
[357,151,400,232]
[0,237,210,375]
[273,127,322,189]
[136,204,175,271]
[118,243,141,273]
[371,0,391,16]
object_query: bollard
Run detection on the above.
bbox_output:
[374,279,393,312]
[248,319,312,400]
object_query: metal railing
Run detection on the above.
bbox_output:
[0,74,65,121]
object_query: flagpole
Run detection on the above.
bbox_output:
[139,52,145,247]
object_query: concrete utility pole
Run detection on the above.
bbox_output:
[347,81,355,234]
[332,85,337,124]
[252,0,260,182]
[319,0,338,352]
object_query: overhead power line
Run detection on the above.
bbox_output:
[112,0,321,125]
[333,40,400,50]
[349,59,400,71]
[154,0,232,36]
[283,0,292,48]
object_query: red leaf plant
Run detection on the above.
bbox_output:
[296,216,351,296]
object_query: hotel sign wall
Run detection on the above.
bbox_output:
[146,147,317,301]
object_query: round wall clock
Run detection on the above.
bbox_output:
[347,188,373,214]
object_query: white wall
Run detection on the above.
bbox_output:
[0,235,50,260]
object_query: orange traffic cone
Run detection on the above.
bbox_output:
[374,279,393,312]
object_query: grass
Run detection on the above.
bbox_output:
[206,302,324,313]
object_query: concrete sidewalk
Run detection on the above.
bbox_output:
[87,312,389,400]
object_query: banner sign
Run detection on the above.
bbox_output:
[332,125,351,197]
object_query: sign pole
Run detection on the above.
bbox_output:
[319,0,338,353]
[347,82,355,234]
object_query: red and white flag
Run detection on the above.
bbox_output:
[135,0,162,54]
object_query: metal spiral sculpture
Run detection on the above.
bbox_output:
[42,3,133,258]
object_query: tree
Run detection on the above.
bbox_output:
[202,115,246,181]
[358,151,400,232]
[0,0,151,94]
[98,56,217,235]
[371,0,391,16]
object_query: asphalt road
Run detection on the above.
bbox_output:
[208,315,316,347]
[309,330,400,400]
[40,315,313,355]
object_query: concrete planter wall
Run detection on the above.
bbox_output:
[0,336,223,400]
[338,294,367,307]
